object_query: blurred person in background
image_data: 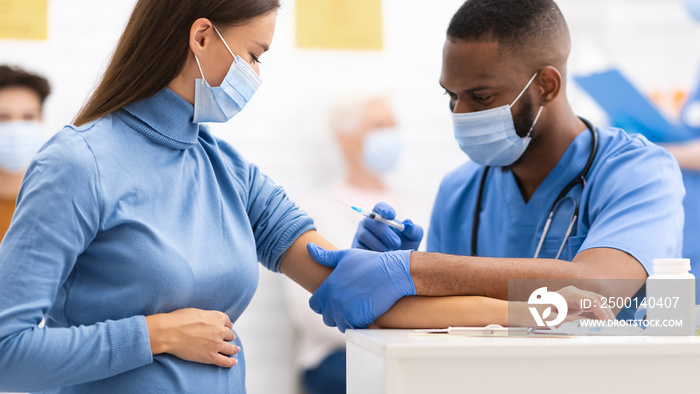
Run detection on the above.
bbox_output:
[301,92,418,247]
[0,65,49,241]
[285,93,417,394]
[663,0,700,291]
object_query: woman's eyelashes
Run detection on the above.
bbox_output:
[249,53,262,64]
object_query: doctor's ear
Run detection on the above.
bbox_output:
[189,18,215,55]
[536,66,562,105]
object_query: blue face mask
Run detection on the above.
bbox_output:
[362,128,402,174]
[192,25,262,123]
[452,73,543,167]
[0,121,45,174]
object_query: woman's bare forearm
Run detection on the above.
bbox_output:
[371,296,509,329]
[279,230,336,293]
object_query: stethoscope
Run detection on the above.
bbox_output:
[470,117,599,259]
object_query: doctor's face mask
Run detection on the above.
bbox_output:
[452,72,544,167]
[192,25,262,123]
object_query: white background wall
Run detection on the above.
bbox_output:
[1,1,699,393]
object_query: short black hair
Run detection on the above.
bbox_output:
[0,65,51,105]
[447,0,569,57]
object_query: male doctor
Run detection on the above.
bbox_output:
[307,0,685,331]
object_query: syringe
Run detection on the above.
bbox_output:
[350,206,405,232]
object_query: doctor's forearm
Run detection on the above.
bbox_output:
[409,252,607,300]
[409,247,647,300]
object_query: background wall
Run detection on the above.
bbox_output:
[1,1,698,393]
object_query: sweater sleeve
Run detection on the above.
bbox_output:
[0,129,152,392]
[245,163,315,272]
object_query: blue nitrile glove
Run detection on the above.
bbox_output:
[307,243,415,332]
[352,202,424,252]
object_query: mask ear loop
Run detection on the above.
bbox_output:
[212,25,237,59]
[193,24,236,86]
[525,106,544,138]
[193,54,209,86]
[510,72,539,107]
[510,72,544,139]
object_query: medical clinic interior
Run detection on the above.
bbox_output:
[1,0,700,393]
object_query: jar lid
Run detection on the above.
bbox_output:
[652,258,691,273]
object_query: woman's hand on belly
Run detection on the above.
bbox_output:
[145,308,239,368]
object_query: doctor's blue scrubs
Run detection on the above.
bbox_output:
[428,126,685,299]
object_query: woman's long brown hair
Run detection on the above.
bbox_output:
[74,0,279,126]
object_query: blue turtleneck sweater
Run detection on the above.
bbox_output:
[0,88,315,393]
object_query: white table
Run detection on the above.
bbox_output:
[346,329,700,394]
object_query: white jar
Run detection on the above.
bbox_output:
[646,258,695,336]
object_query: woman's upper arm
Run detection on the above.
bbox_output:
[243,162,315,272]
